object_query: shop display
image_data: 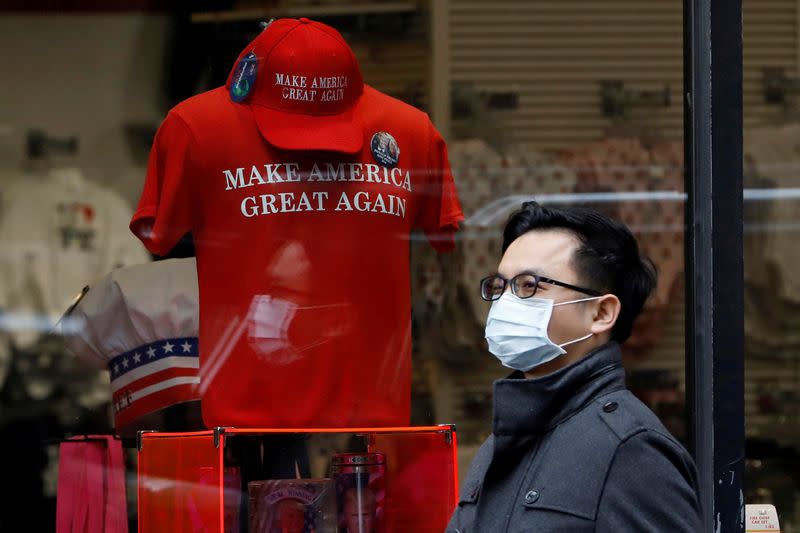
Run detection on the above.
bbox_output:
[331,453,385,533]
[741,123,800,444]
[744,124,800,353]
[443,136,684,361]
[0,165,150,531]
[246,453,387,533]
[0,166,149,350]
[129,17,463,429]
[449,139,579,329]
[556,137,684,358]
[745,123,800,305]
[61,258,201,432]
[0,165,149,433]
[249,478,337,533]
[559,137,684,305]
[137,427,458,533]
[0,5,793,531]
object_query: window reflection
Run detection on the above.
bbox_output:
[0,1,794,530]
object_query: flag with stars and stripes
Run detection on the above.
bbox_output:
[108,336,199,427]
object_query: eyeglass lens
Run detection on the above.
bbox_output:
[481,274,541,300]
[511,274,539,298]
[481,276,506,300]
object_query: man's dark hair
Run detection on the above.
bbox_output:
[502,201,657,343]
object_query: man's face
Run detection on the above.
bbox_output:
[497,229,596,360]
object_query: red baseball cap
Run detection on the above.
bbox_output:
[226,17,365,153]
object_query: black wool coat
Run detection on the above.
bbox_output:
[447,342,702,533]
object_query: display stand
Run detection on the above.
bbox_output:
[137,425,458,533]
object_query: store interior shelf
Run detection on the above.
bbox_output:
[191,2,419,24]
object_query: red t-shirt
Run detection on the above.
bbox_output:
[131,85,463,428]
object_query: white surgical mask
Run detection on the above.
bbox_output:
[485,292,601,372]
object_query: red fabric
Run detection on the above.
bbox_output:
[56,436,128,533]
[104,436,128,533]
[131,85,463,429]
[85,443,104,532]
[56,442,81,533]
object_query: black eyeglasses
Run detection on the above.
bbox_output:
[479,272,602,301]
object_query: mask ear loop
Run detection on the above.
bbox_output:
[552,295,603,307]
[553,296,602,348]
[558,332,593,348]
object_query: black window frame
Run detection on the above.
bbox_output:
[684,0,745,531]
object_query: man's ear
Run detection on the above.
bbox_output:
[590,294,621,335]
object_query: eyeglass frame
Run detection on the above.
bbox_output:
[479,272,603,301]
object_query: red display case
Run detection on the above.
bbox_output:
[137,426,458,533]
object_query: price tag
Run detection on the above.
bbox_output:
[746,504,781,532]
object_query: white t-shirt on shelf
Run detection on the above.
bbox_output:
[0,167,150,349]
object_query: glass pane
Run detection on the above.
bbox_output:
[418,0,687,480]
[744,1,800,528]
[137,428,457,532]
[0,1,688,529]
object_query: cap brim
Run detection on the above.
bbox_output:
[250,104,364,154]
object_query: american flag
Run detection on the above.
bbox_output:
[108,336,200,427]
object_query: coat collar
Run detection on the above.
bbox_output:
[492,341,625,438]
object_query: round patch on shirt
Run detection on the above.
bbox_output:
[230,52,258,103]
[370,131,400,168]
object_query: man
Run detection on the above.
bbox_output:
[447,201,701,532]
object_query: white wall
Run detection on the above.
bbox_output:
[0,14,171,205]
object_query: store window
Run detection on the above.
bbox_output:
[424,3,687,478]
[0,1,695,531]
[743,1,800,529]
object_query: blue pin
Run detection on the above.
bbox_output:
[230,51,258,103]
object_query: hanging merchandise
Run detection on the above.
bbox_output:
[0,166,150,422]
[743,124,800,359]
[423,139,505,342]
[503,143,577,197]
[129,18,464,429]
[450,139,578,328]
[55,435,128,533]
[0,167,150,349]
[61,258,201,432]
[745,124,800,302]
[646,140,685,301]
[448,139,505,219]
[558,137,685,359]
